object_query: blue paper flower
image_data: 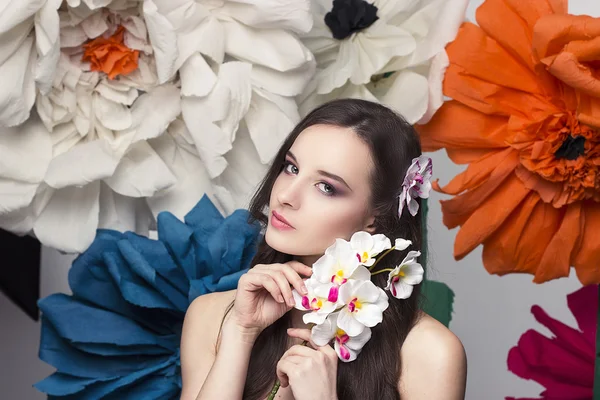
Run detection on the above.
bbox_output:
[35,196,261,399]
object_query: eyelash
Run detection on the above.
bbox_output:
[282,161,337,196]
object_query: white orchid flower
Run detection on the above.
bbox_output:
[292,278,340,325]
[349,231,392,267]
[398,155,433,217]
[312,312,372,362]
[337,279,389,336]
[312,239,371,303]
[299,0,468,124]
[386,251,424,299]
[394,238,412,251]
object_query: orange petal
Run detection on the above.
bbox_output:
[416,100,510,152]
[577,95,600,130]
[439,149,519,228]
[533,202,583,283]
[476,0,564,70]
[573,202,600,285]
[445,147,496,165]
[481,193,542,276]
[446,22,549,98]
[454,173,531,260]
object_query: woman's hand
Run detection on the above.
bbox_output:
[276,328,339,400]
[232,261,313,337]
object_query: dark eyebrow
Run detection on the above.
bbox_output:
[286,151,353,192]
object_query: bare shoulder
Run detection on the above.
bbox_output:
[180,290,237,400]
[399,312,467,399]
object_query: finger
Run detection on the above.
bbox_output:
[276,357,303,388]
[265,269,295,307]
[242,273,285,304]
[277,264,309,296]
[282,344,319,358]
[285,260,313,278]
[287,328,320,349]
[317,342,339,362]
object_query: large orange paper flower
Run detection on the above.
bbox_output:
[417,0,600,284]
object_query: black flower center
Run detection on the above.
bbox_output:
[324,0,379,40]
[554,135,586,160]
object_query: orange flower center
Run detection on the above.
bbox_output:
[508,112,600,206]
[82,26,139,80]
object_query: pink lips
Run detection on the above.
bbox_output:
[271,211,295,230]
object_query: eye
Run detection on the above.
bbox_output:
[283,161,299,175]
[317,182,336,196]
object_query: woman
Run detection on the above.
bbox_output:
[180,99,467,399]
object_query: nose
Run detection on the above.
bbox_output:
[276,179,301,210]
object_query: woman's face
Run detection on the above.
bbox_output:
[265,124,375,264]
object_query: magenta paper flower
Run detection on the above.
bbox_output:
[506,285,597,400]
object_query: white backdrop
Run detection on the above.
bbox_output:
[1,0,599,399]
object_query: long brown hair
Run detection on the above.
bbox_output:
[237,99,424,399]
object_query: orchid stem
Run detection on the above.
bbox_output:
[267,339,309,399]
[368,246,396,271]
[370,268,395,276]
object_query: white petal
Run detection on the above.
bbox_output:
[98,182,153,235]
[417,50,448,124]
[94,93,133,131]
[0,0,45,35]
[391,280,414,299]
[131,84,181,141]
[346,326,372,349]
[146,124,217,219]
[143,0,179,83]
[401,263,425,285]
[0,35,36,127]
[44,139,123,188]
[213,124,268,210]
[103,141,176,198]
[220,0,312,34]
[337,308,365,337]
[0,114,52,212]
[245,89,296,164]
[180,53,217,97]
[34,0,61,95]
[335,341,359,362]
[312,253,336,283]
[311,313,337,346]
[355,303,384,327]
[394,238,412,251]
[181,98,232,178]
[251,59,315,97]
[79,0,112,10]
[177,16,224,66]
[34,182,100,253]
[350,231,374,254]
[223,21,313,72]
[370,234,392,255]
[219,62,253,140]
[339,279,361,304]
[0,183,54,234]
[95,80,139,106]
[355,280,381,303]
[350,266,371,282]
[379,70,429,125]
[303,311,329,325]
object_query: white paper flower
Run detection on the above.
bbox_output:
[148,0,316,214]
[298,0,468,124]
[337,279,389,336]
[312,312,372,362]
[0,0,182,252]
[386,250,424,299]
[312,239,371,302]
[292,278,340,325]
[350,231,391,266]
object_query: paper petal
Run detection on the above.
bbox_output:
[104,141,176,198]
[142,0,178,84]
[34,182,100,253]
[220,0,312,34]
[0,35,36,127]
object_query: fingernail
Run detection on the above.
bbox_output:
[301,285,308,294]
[278,295,284,303]
[288,298,295,306]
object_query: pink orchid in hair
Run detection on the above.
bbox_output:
[398,155,433,217]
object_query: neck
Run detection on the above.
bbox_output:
[295,254,321,267]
